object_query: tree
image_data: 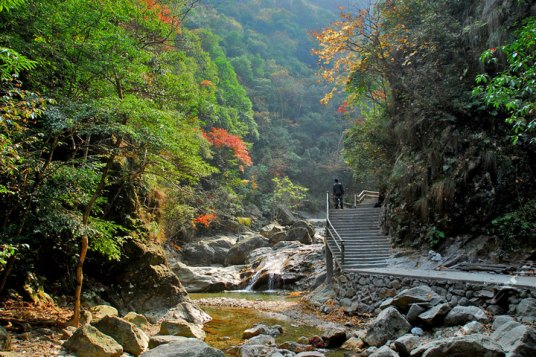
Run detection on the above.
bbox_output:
[473,18,536,144]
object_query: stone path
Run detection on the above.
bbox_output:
[358,267,536,289]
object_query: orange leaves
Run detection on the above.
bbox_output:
[200,79,214,87]
[193,213,217,228]
[142,0,180,30]
[203,128,253,167]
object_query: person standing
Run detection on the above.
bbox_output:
[333,178,344,209]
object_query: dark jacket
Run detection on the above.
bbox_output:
[333,182,344,196]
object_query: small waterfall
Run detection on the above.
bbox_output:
[245,252,288,291]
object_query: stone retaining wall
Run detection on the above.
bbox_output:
[332,271,536,316]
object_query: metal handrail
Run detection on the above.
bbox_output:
[325,192,345,264]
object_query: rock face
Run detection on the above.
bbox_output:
[390,286,444,312]
[225,235,270,265]
[63,325,123,357]
[140,338,224,357]
[410,335,504,357]
[159,319,206,340]
[444,305,489,326]
[104,239,191,320]
[491,320,536,356]
[364,307,411,347]
[93,316,149,356]
[172,262,243,292]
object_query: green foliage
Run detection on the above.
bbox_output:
[271,176,308,210]
[0,0,25,12]
[0,47,36,80]
[473,18,536,144]
[489,199,536,250]
[426,226,446,248]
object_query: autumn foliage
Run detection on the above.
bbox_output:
[193,213,217,228]
[203,128,253,167]
[142,0,180,29]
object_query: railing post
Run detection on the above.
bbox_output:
[325,241,333,284]
[341,241,345,264]
[354,194,357,208]
[326,191,330,219]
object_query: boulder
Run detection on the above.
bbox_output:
[237,345,280,357]
[291,221,315,238]
[492,315,515,330]
[274,206,298,226]
[462,321,485,335]
[390,286,444,313]
[409,335,504,357]
[180,237,235,266]
[285,227,313,245]
[444,305,489,326]
[89,305,119,323]
[159,301,212,325]
[93,316,149,356]
[104,239,191,320]
[149,335,189,349]
[260,223,286,239]
[364,307,411,347]
[140,338,224,357]
[225,235,270,266]
[370,346,400,357]
[279,341,314,353]
[418,303,451,327]
[244,334,276,346]
[393,334,419,357]
[406,304,427,325]
[516,298,536,324]
[159,318,206,340]
[173,262,243,293]
[491,320,536,356]
[321,328,347,348]
[341,336,365,351]
[243,324,283,339]
[123,312,149,331]
[63,325,123,357]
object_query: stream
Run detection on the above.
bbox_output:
[190,291,347,356]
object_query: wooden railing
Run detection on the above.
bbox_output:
[353,190,379,207]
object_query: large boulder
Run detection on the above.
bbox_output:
[103,239,192,320]
[364,307,411,347]
[63,325,123,357]
[285,226,313,244]
[290,221,315,238]
[409,335,504,357]
[260,223,286,239]
[180,237,235,266]
[149,335,188,349]
[89,305,119,323]
[140,338,224,357]
[444,305,489,326]
[321,328,347,348]
[516,298,536,324]
[93,316,149,356]
[491,320,536,356]
[274,206,298,226]
[159,301,212,325]
[389,286,444,313]
[225,235,270,265]
[172,262,243,292]
[418,303,451,327]
[159,318,206,340]
[123,312,149,331]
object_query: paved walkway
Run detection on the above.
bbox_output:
[356,267,536,289]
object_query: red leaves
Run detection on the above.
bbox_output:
[203,128,253,167]
[337,101,349,114]
[193,213,217,228]
[142,0,179,29]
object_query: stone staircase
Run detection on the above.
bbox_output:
[326,203,391,270]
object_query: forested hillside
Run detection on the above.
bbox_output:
[314,0,536,254]
[187,0,360,212]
